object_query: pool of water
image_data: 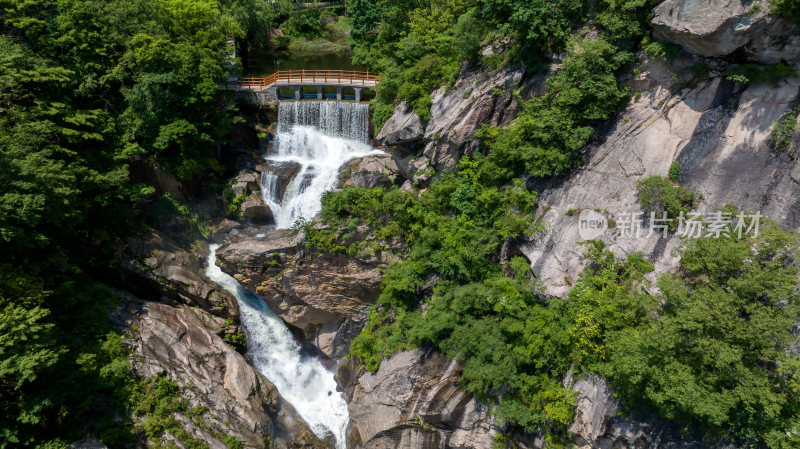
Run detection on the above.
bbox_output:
[246,50,365,77]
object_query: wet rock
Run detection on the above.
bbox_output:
[113,293,331,449]
[347,349,496,449]
[217,228,394,358]
[338,153,401,188]
[257,160,302,201]
[376,102,425,146]
[651,0,800,63]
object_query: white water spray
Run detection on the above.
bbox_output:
[263,101,381,228]
[205,245,349,448]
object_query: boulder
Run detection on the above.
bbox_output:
[338,153,401,188]
[231,171,260,197]
[347,349,496,449]
[239,196,273,223]
[376,102,425,146]
[651,0,800,63]
[113,294,330,449]
[257,160,302,201]
[217,228,395,358]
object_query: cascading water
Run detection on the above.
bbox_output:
[205,245,350,447]
[263,101,381,228]
[204,100,381,448]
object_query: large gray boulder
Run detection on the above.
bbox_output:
[257,160,302,201]
[376,102,425,146]
[239,196,273,223]
[338,153,402,188]
[651,0,800,63]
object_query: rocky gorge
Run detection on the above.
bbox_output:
[100,1,800,449]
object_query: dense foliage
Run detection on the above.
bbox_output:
[321,181,800,445]
[0,0,285,445]
[637,175,699,230]
[338,0,800,446]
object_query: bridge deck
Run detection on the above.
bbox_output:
[224,69,379,91]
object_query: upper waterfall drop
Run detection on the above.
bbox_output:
[263,101,380,229]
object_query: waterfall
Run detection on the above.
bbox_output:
[264,101,380,228]
[202,101,381,448]
[205,245,349,448]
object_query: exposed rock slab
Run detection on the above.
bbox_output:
[421,63,548,172]
[347,349,495,449]
[523,56,800,297]
[113,294,330,449]
[652,0,800,63]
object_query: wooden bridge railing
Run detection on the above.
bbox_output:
[225,70,379,90]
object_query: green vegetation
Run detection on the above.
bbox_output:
[278,8,350,53]
[771,107,799,153]
[668,160,680,181]
[769,0,800,22]
[0,0,287,445]
[637,176,699,229]
[323,179,800,444]
[725,63,797,85]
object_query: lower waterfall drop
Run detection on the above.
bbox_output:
[205,245,349,448]
[264,101,381,229]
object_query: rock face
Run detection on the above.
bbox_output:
[338,153,402,188]
[346,349,496,449]
[120,230,240,323]
[376,102,425,146]
[651,0,800,63]
[239,197,273,222]
[216,228,393,358]
[113,293,330,449]
[421,63,545,172]
[567,374,735,449]
[523,55,800,297]
[377,63,548,175]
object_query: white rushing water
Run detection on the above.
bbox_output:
[264,101,381,228]
[205,245,350,448]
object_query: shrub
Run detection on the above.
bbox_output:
[668,160,680,181]
[770,108,799,153]
[636,176,698,230]
[769,0,800,22]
